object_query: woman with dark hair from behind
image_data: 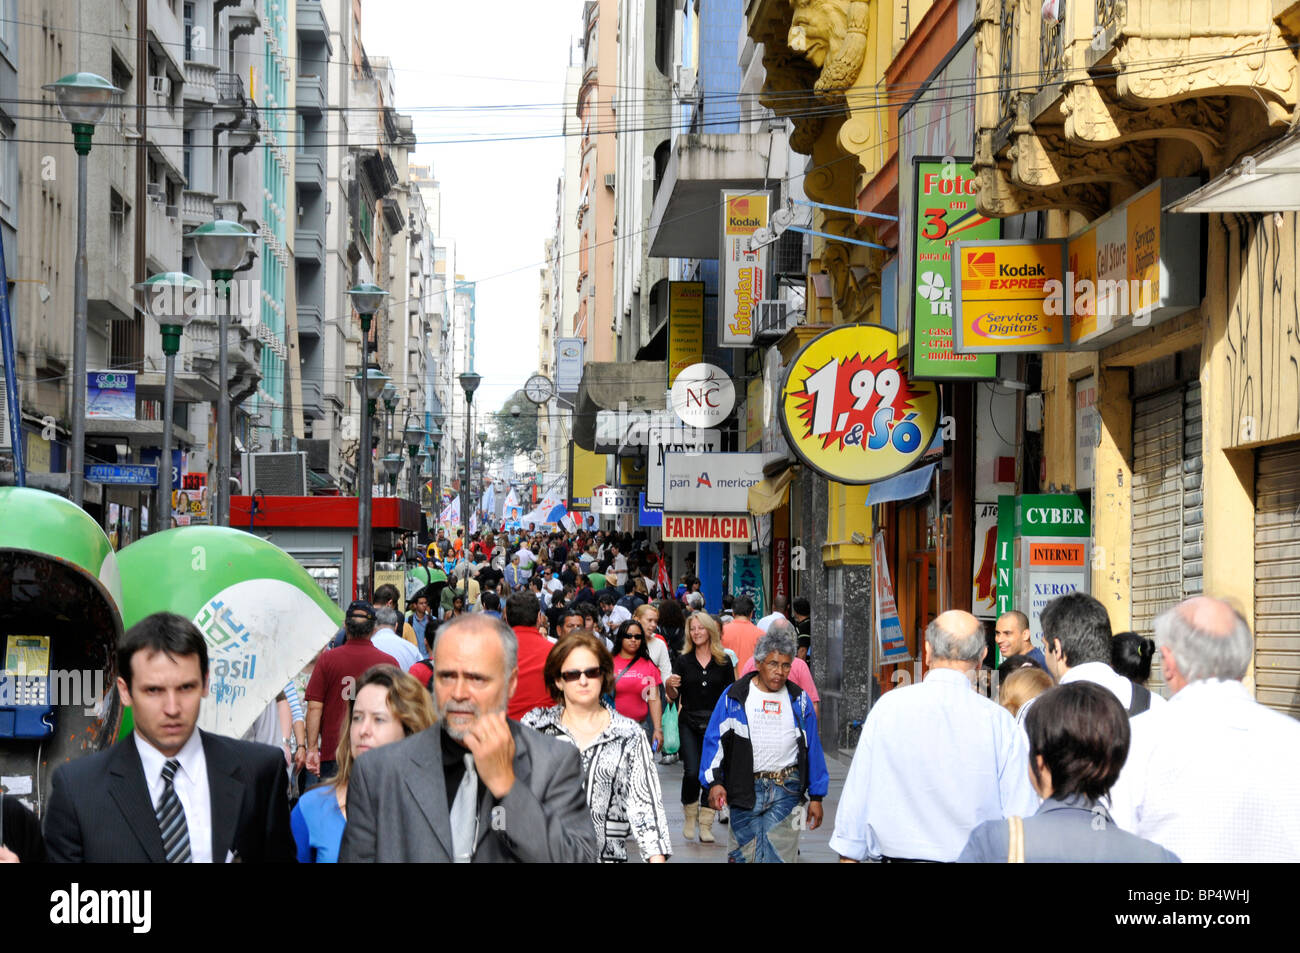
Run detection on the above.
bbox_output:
[958,682,1179,862]
[1112,631,1156,685]
[656,598,687,656]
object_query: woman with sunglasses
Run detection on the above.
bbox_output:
[609,619,664,750]
[521,632,672,862]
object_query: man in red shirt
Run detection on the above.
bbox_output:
[505,591,554,720]
[305,601,398,781]
[722,595,764,671]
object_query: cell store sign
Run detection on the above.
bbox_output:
[779,324,939,485]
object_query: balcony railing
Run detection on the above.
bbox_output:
[997,1,1016,135]
[296,74,324,114]
[182,190,216,225]
[216,71,244,105]
[294,151,324,190]
[297,303,322,339]
[184,61,218,103]
[1041,1,1065,87]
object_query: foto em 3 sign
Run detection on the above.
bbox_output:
[779,324,939,484]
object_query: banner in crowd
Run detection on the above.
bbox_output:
[438,495,460,526]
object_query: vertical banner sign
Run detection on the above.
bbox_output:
[730,553,766,619]
[911,158,1000,379]
[719,190,769,348]
[872,532,911,664]
[995,494,1016,617]
[1074,375,1098,491]
[772,537,790,607]
[971,501,999,619]
[779,324,940,485]
[555,337,584,397]
[667,282,704,386]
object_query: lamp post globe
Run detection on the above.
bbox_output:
[185,219,257,526]
[345,282,388,318]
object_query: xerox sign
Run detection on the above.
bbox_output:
[662,451,782,513]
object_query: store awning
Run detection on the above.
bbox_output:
[748,466,795,515]
[863,463,937,507]
[572,360,667,452]
[1167,126,1300,213]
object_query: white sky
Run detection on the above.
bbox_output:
[361,0,587,416]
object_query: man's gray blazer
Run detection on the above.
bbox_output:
[339,721,597,862]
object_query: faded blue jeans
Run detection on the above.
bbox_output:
[727,769,803,863]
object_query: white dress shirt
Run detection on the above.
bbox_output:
[1108,679,1300,862]
[829,667,1040,862]
[646,635,672,683]
[1060,661,1167,712]
[755,612,787,632]
[370,627,422,670]
[135,729,213,863]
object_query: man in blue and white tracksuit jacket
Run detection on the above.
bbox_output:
[700,628,829,863]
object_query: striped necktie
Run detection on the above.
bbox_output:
[156,759,192,864]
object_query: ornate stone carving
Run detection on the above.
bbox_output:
[1060,85,1228,166]
[1010,128,1155,190]
[974,143,1109,218]
[786,0,870,100]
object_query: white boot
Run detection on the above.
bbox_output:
[682,802,699,841]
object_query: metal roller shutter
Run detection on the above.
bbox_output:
[1254,443,1300,720]
[1131,385,1200,697]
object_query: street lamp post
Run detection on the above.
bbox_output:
[136,273,202,532]
[186,219,257,525]
[381,382,398,458]
[381,453,404,497]
[476,430,488,520]
[43,72,122,508]
[403,413,425,501]
[429,422,442,524]
[347,281,390,600]
[458,372,481,542]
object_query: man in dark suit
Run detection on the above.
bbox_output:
[43,613,295,863]
[340,613,596,862]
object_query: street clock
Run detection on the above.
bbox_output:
[529,449,546,465]
[524,373,553,405]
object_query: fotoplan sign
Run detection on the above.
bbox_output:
[669,362,735,429]
[646,425,722,508]
[663,451,779,514]
[719,190,770,348]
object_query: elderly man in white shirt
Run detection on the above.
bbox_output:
[370,606,423,670]
[830,610,1039,862]
[1040,591,1166,715]
[1109,596,1300,862]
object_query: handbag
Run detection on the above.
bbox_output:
[661,702,681,755]
[1006,815,1025,863]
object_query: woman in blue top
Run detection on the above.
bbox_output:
[291,665,436,863]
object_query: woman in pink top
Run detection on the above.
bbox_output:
[611,619,663,750]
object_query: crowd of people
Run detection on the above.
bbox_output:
[3,520,1297,865]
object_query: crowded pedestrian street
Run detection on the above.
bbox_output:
[1,0,1298,924]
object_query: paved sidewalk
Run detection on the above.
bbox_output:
[643,751,851,863]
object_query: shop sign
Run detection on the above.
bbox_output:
[971,501,999,619]
[86,370,137,419]
[646,425,721,507]
[910,158,1000,380]
[772,537,790,606]
[568,444,607,511]
[1067,178,1199,349]
[719,190,770,348]
[873,532,911,664]
[662,514,753,542]
[1075,375,1098,491]
[669,362,735,429]
[951,240,1069,353]
[663,451,777,513]
[779,324,940,485]
[731,554,766,618]
[555,337,584,397]
[667,282,704,386]
[1009,493,1091,649]
[593,485,639,516]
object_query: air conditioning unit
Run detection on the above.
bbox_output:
[164,204,179,219]
[755,300,795,339]
[146,182,165,201]
[241,451,308,495]
[604,173,615,190]
[151,75,171,99]
[673,65,697,102]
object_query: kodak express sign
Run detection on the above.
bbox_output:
[951,240,1068,353]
